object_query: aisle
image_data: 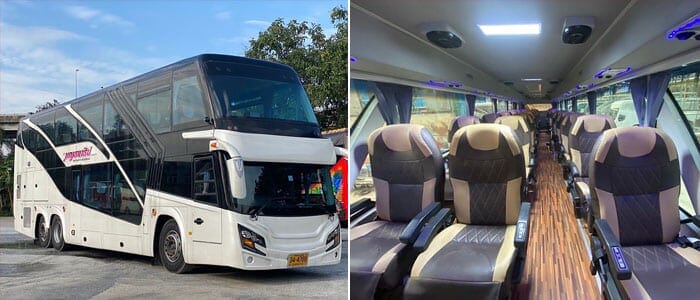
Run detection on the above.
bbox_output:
[517,133,601,299]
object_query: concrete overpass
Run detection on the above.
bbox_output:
[0,114,25,156]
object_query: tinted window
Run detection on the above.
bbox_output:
[349,79,375,126]
[206,62,317,124]
[82,164,112,213]
[668,63,700,145]
[75,94,104,139]
[410,87,468,150]
[112,167,142,223]
[121,159,148,199]
[474,96,493,118]
[33,112,55,150]
[162,156,192,198]
[193,156,218,205]
[173,67,207,127]
[596,82,637,127]
[54,108,77,146]
[103,100,132,142]
[137,89,172,134]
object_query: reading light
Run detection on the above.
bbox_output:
[478,23,541,36]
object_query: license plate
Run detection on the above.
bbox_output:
[287,253,309,267]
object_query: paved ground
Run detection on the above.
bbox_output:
[0,217,348,299]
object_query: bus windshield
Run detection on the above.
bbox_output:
[205,61,318,124]
[233,163,337,217]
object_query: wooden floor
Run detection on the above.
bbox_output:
[516,133,601,300]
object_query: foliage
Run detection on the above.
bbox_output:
[245,6,348,130]
[34,99,60,113]
[0,149,13,215]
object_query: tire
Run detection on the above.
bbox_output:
[159,219,191,273]
[51,217,67,251]
[35,215,52,248]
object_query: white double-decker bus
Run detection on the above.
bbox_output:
[13,54,342,273]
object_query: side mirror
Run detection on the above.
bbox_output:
[227,157,247,199]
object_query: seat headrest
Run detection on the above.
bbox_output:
[450,123,521,157]
[570,114,615,136]
[368,124,434,157]
[448,116,480,141]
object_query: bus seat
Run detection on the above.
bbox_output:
[494,115,535,180]
[404,124,530,300]
[447,116,479,142]
[566,114,615,217]
[588,127,700,299]
[350,124,445,300]
[482,113,499,123]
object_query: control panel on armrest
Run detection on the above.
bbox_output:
[399,202,441,245]
[594,219,632,280]
[413,208,453,252]
[515,202,531,247]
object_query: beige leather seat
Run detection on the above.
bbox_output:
[588,127,700,299]
[566,114,615,216]
[404,124,530,300]
[447,115,480,142]
[350,124,445,300]
[495,115,534,179]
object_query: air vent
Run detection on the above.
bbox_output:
[503,81,514,86]
[419,22,463,49]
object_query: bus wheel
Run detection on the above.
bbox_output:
[159,219,191,273]
[35,215,52,248]
[51,217,66,251]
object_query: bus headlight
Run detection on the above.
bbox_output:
[326,225,340,251]
[238,225,266,256]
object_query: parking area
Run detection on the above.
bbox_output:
[0,218,348,299]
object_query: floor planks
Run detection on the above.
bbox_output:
[516,133,601,300]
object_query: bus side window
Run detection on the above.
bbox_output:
[193,156,218,205]
[137,73,172,134]
[173,67,207,128]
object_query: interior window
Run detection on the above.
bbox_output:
[576,95,589,113]
[668,63,700,144]
[474,96,493,119]
[350,79,375,125]
[410,87,467,150]
[193,156,218,205]
[595,82,637,127]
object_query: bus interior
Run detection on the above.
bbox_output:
[348,1,700,299]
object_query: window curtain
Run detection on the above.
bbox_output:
[644,71,672,127]
[571,97,578,113]
[492,98,498,112]
[586,91,596,114]
[466,94,476,116]
[630,76,647,126]
[373,82,413,124]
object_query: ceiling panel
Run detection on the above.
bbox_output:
[352,0,631,101]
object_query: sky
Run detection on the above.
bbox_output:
[0,0,345,114]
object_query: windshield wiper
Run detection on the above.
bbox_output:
[249,197,287,219]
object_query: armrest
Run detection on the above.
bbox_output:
[350,198,373,215]
[568,161,580,178]
[515,202,531,247]
[413,208,453,252]
[594,219,632,280]
[399,202,441,244]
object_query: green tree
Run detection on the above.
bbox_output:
[245,6,347,130]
